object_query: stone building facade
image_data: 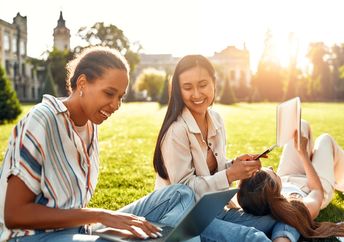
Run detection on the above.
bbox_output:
[0,13,40,102]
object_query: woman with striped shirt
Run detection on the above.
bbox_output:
[0,46,195,241]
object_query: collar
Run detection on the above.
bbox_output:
[42,94,68,114]
[181,107,221,137]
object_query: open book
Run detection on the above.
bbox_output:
[276,97,301,150]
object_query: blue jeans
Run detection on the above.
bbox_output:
[9,184,195,242]
[214,208,300,242]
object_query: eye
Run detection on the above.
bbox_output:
[199,81,208,88]
[104,90,115,97]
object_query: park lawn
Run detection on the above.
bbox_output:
[0,102,343,226]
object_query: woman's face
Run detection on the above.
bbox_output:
[178,66,215,117]
[80,68,129,125]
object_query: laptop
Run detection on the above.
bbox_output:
[93,188,238,242]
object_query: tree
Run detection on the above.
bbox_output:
[0,65,21,123]
[42,65,57,97]
[134,68,165,101]
[307,42,332,100]
[159,74,170,105]
[77,22,141,74]
[47,48,74,96]
[252,30,284,101]
[219,78,236,105]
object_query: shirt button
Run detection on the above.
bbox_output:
[208,142,212,146]
[215,153,218,156]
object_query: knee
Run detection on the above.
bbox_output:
[170,184,195,208]
[315,133,333,147]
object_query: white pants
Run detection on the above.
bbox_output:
[277,120,344,208]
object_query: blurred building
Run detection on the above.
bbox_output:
[210,45,251,87]
[53,11,70,51]
[134,46,251,87]
[0,13,41,102]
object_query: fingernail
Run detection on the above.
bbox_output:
[157,232,163,237]
[150,233,158,238]
[157,227,163,231]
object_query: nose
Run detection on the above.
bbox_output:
[110,99,121,111]
[191,87,201,98]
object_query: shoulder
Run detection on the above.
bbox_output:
[208,108,225,126]
[163,115,189,142]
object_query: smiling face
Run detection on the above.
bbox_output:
[79,68,129,125]
[179,66,215,118]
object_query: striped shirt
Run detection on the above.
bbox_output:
[0,95,99,241]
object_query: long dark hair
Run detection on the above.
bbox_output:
[153,55,216,179]
[237,170,344,238]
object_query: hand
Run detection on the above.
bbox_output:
[226,154,261,183]
[294,130,309,158]
[99,210,162,239]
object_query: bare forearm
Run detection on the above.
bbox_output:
[5,203,104,230]
[300,155,324,193]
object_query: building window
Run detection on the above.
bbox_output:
[23,85,26,98]
[32,87,35,99]
[5,60,11,75]
[22,63,26,76]
[12,37,17,53]
[4,33,10,51]
[20,40,26,56]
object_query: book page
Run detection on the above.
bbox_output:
[276,97,301,150]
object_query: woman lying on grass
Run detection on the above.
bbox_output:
[237,120,344,239]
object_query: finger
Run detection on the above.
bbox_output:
[131,220,160,238]
[243,160,261,167]
[128,225,149,239]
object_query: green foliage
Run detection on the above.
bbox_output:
[134,68,165,101]
[77,22,141,73]
[47,48,74,96]
[42,65,57,97]
[219,79,236,105]
[159,75,170,105]
[0,66,21,124]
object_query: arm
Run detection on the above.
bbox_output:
[5,176,160,239]
[296,135,324,219]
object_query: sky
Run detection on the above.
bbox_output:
[1,0,344,71]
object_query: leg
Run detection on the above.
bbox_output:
[201,218,271,242]
[310,133,344,207]
[218,209,298,242]
[277,120,313,177]
[119,184,195,226]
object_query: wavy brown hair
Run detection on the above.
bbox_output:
[237,170,344,238]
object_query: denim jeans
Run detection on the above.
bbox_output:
[214,208,300,242]
[8,184,195,242]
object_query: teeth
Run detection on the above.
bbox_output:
[100,110,110,117]
[193,100,205,105]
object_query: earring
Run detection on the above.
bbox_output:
[80,90,83,97]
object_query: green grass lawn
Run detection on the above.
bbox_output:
[1,102,343,240]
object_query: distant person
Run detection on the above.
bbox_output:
[153,54,299,242]
[0,46,195,242]
[237,120,344,239]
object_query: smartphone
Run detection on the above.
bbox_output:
[255,144,277,160]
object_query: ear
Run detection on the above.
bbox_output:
[76,74,87,91]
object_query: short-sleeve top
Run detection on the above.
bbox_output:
[0,94,99,240]
[155,107,231,201]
